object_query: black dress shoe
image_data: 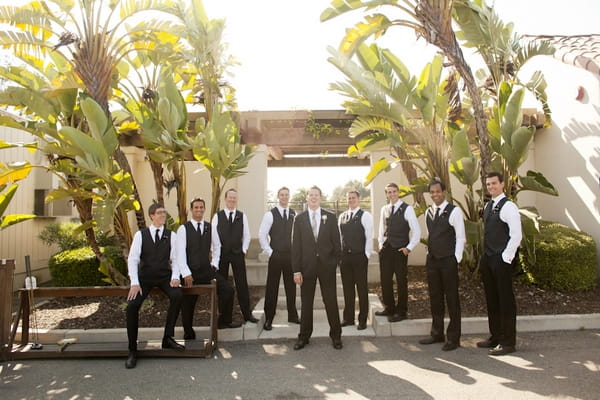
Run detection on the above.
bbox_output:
[341,320,355,327]
[125,352,137,369]
[375,310,391,316]
[419,336,445,345]
[293,338,308,350]
[388,313,407,323]
[489,344,516,356]
[162,336,185,350]
[476,339,498,348]
[442,341,460,351]
[357,323,367,330]
[332,339,343,349]
[245,315,259,323]
[263,319,273,331]
[184,330,196,340]
[218,321,243,329]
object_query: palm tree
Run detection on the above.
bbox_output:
[0,0,183,234]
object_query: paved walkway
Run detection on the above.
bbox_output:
[3,330,599,399]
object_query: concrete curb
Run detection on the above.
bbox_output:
[14,294,600,345]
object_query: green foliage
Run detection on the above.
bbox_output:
[0,162,35,230]
[521,221,597,291]
[38,222,117,252]
[48,246,127,287]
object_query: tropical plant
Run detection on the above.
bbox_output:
[192,106,254,217]
[0,161,35,230]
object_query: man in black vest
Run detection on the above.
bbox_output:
[478,172,522,355]
[338,190,373,330]
[258,186,299,331]
[176,198,241,336]
[292,186,343,350]
[125,204,184,369]
[376,183,421,322]
[419,180,465,351]
[211,188,258,323]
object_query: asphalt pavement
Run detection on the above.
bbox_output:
[2,330,599,400]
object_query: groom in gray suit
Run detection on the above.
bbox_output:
[292,186,342,350]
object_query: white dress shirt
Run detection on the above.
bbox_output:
[127,225,178,286]
[211,208,250,268]
[426,200,466,262]
[488,193,522,264]
[258,205,291,257]
[377,200,421,251]
[338,207,374,259]
[175,219,206,278]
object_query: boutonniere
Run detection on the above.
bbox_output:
[321,214,328,224]
[441,209,449,217]
[492,203,501,214]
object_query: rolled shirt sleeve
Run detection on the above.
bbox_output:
[175,224,192,278]
[258,211,274,257]
[499,201,522,264]
[448,206,466,263]
[404,205,421,252]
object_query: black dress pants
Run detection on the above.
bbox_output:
[480,253,517,346]
[181,268,235,335]
[426,254,461,342]
[379,246,408,316]
[264,250,298,321]
[218,252,251,319]
[126,277,182,351]
[298,259,341,342]
[340,252,369,325]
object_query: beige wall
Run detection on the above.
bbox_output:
[521,57,600,271]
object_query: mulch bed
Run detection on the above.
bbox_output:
[18,265,600,330]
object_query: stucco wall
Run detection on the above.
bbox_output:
[522,57,600,273]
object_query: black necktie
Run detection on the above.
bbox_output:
[154,228,160,243]
[391,205,395,215]
[283,209,287,221]
[349,211,354,221]
[434,207,440,220]
[229,211,233,224]
[197,222,202,233]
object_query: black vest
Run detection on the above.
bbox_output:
[340,209,366,254]
[269,208,295,252]
[426,203,456,258]
[217,209,244,255]
[384,203,410,249]
[483,197,510,256]
[184,221,211,269]
[139,228,172,280]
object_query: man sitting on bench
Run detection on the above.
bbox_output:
[125,203,184,369]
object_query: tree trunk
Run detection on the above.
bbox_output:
[149,159,165,206]
[173,161,187,223]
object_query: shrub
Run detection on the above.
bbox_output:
[522,221,597,291]
[39,222,117,252]
[49,246,127,287]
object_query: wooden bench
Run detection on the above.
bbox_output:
[7,282,218,361]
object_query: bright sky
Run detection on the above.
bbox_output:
[201,0,598,195]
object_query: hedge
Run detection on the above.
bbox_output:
[523,221,597,291]
[48,246,127,287]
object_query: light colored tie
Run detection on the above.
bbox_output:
[311,211,318,240]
